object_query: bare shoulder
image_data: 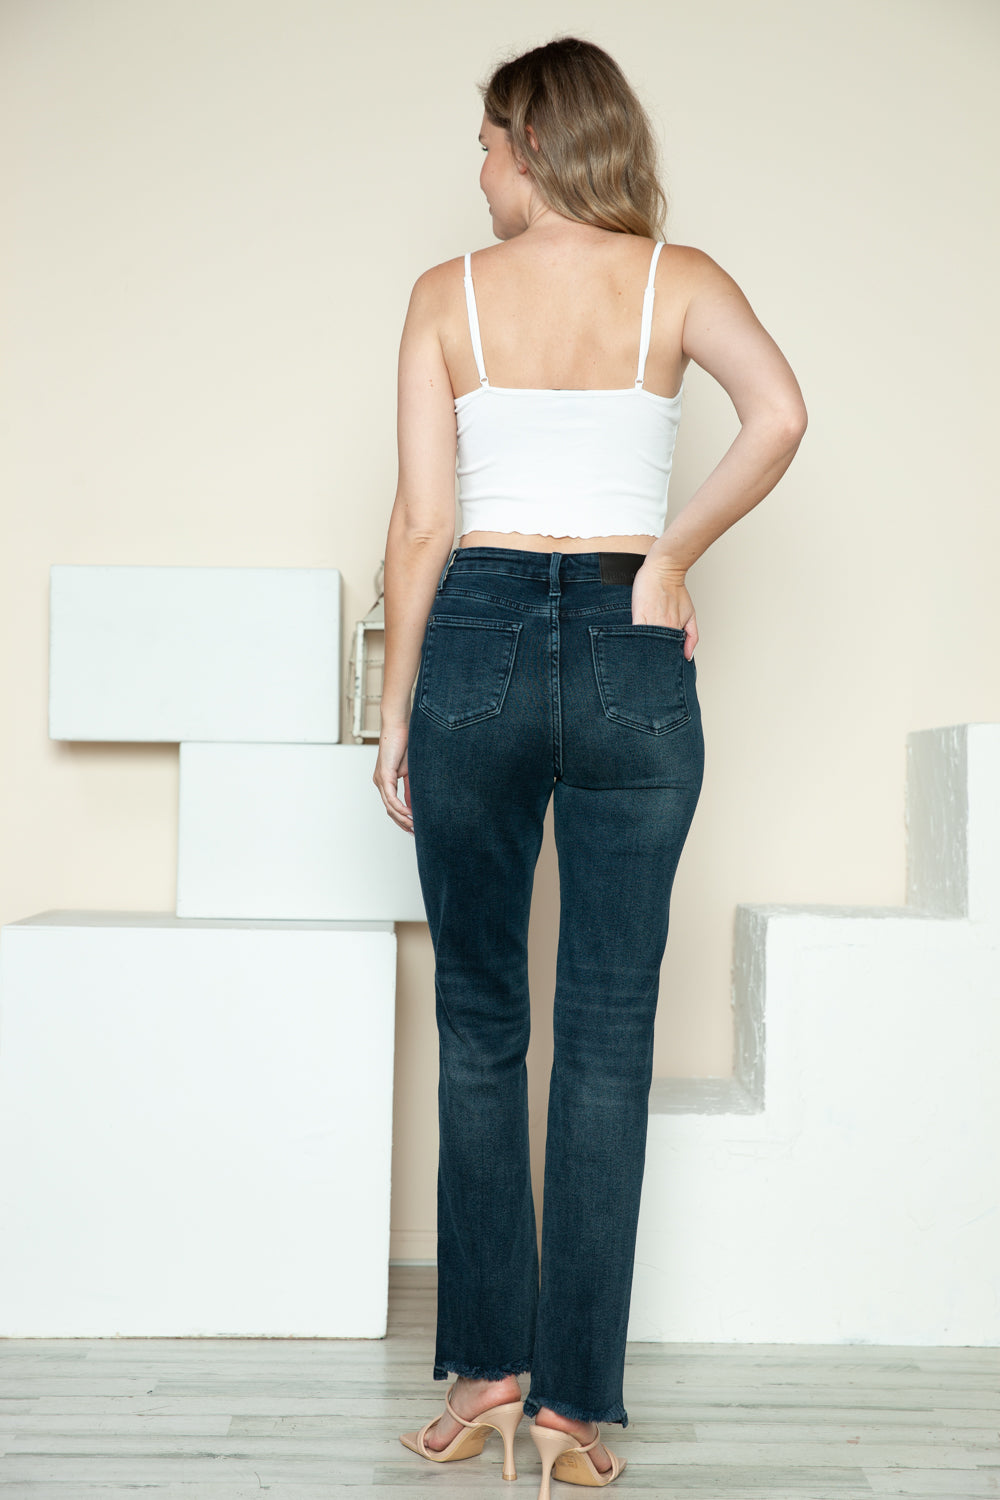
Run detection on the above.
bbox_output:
[660,242,743,295]
[659,241,731,285]
[407,254,467,308]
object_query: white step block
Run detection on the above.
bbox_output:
[0,911,395,1337]
[906,722,1000,922]
[49,565,341,743]
[633,722,1000,1345]
[176,743,424,921]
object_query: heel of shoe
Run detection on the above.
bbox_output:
[484,1399,524,1481]
[529,1423,578,1500]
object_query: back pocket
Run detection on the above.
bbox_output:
[588,624,690,735]
[418,615,522,729]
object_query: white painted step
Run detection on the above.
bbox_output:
[632,723,1000,1345]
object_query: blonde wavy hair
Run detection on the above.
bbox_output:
[478,36,668,240]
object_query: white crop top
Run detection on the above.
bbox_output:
[455,240,684,540]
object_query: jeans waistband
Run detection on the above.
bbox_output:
[438,546,648,589]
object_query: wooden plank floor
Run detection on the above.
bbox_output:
[0,1264,997,1497]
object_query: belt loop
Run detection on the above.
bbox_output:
[437,546,458,593]
[548,550,562,596]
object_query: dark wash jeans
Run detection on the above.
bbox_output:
[406,546,705,1429]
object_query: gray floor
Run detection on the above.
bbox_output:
[0,1263,997,1497]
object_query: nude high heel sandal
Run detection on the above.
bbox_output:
[399,1383,525,1480]
[529,1421,627,1499]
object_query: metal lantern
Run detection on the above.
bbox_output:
[346,560,385,742]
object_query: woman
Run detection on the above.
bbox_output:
[375,36,807,1498]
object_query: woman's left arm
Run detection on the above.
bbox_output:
[374,265,459,832]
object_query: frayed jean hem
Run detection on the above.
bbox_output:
[433,1359,533,1382]
[522,1393,629,1429]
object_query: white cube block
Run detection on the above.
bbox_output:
[176,743,424,921]
[0,911,395,1337]
[49,565,341,743]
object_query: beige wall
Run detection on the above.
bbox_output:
[2,0,996,1263]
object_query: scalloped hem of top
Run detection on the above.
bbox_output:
[456,529,658,541]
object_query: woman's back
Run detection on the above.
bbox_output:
[445,231,690,402]
[435,228,696,551]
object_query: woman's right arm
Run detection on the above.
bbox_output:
[373,266,459,832]
[632,246,809,656]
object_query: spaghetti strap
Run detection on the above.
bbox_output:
[463,251,489,387]
[635,240,665,388]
